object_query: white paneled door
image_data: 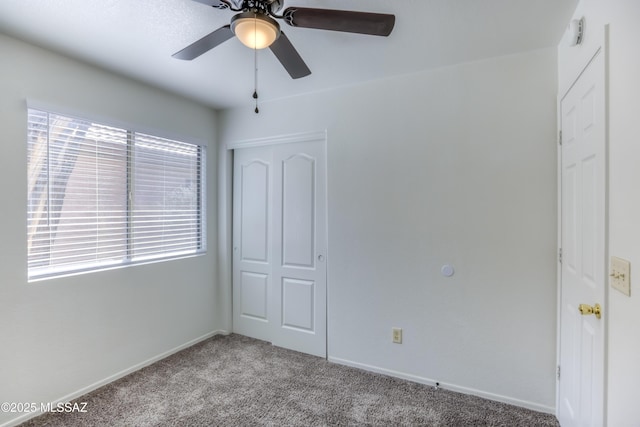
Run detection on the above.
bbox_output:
[233,139,327,358]
[558,49,606,427]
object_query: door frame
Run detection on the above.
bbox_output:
[220,130,329,351]
[556,26,609,424]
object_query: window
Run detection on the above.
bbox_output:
[27,108,206,281]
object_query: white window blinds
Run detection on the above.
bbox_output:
[27,108,206,280]
[132,133,203,261]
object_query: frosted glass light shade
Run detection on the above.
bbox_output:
[231,13,280,50]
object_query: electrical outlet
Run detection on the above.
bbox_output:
[610,256,631,296]
[392,327,402,344]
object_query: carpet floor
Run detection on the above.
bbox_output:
[22,334,560,426]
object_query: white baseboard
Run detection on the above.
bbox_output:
[328,356,555,415]
[1,330,230,427]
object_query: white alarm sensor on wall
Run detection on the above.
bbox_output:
[569,17,585,46]
[441,264,454,277]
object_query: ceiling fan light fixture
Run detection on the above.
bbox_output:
[231,12,280,49]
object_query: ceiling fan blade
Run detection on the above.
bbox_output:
[283,7,395,36]
[172,25,234,60]
[269,31,311,79]
[190,0,230,9]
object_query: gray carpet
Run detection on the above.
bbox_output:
[22,334,560,426]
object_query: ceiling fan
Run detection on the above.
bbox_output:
[173,0,396,79]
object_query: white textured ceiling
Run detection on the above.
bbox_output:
[0,0,577,109]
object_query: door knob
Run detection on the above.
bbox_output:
[578,303,602,319]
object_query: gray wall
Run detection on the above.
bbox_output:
[220,48,559,411]
[0,30,562,424]
[0,34,221,426]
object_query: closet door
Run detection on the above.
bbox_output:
[233,146,274,341]
[271,141,327,357]
[233,139,327,357]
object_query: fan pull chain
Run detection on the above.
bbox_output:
[253,47,259,114]
[253,14,259,114]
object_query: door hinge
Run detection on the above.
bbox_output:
[558,130,563,146]
[559,248,563,264]
[557,365,561,380]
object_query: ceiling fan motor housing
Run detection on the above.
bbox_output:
[240,0,282,14]
[268,0,284,14]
